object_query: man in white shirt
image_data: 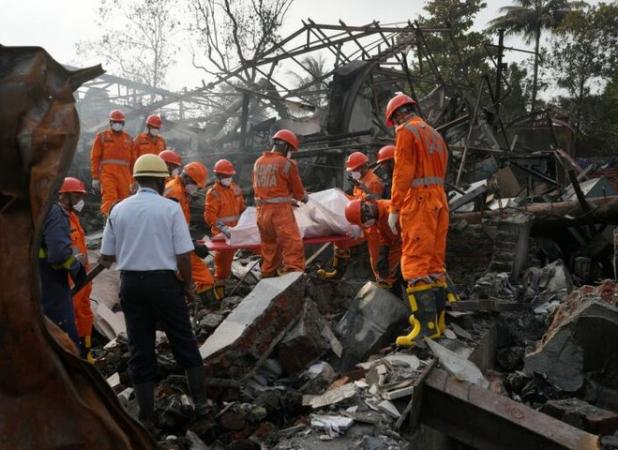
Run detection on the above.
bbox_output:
[100,154,208,432]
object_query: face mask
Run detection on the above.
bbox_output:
[351,171,362,181]
[170,168,180,177]
[220,177,232,187]
[149,128,160,137]
[185,184,199,196]
[111,122,124,132]
[286,151,293,159]
[73,199,85,213]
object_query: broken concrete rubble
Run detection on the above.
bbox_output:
[334,282,409,371]
[525,281,618,391]
[200,272,306,379]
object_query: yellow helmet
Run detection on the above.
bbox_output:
[133,154,169,178]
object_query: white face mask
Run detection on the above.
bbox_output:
[73,199,85,213]
[220,177,232,187]
[111,122,124,132]
[171,168,180,177]
[287,151,293,159]
[185,184,199,196]
[351,171,362,181]
[149,128,160,137]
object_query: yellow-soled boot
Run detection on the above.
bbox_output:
[214,281,226,301]
[316,251,350,280]
[396,283,442,347]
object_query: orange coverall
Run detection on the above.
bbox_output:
[90,129,134,215]
[204,181,246,282]
[369,199,402,285]
[252,152,306,275]
[67,211,93,339]
[334,170,384,259]
[391,116,449,284]
[132,132,166,163]
[164,176,214,293]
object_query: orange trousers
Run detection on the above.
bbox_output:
[191,253,214,293]
[100,166,131,215]
[257,204,305,274]
[400,187,449,284]
[214,249,236,281]
[71,282,93,338]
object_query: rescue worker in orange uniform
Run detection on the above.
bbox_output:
[58,177,95,362]
[252,129,307,276]
[159,149,183,182]
[90,109,134,215]
[345,198,402,288]
[164,162,216,302]
[133,115,166,162]
[204,159,246,299]
[385,93,450,346]
[317,151,384,279]
[377,144,395,199]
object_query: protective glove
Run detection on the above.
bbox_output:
[92,179,100,193]
[193,240,209,258]
[387,212,399,235]
[303,192,310,203]
[220,225,232,239]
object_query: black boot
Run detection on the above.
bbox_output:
[134,382,159,435]
[186,366,211,417]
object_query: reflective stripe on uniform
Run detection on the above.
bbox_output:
[218,215,240,223]
[411,176,444,187]
[282,160,292,176]
[255,196,292,205]
[101,159,130,166]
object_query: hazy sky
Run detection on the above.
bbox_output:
[0,0,600,91]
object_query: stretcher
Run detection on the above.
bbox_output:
[201,234,350,252]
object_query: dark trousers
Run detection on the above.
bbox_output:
[120,270,202,384]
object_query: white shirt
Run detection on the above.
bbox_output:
[101,187,194,271]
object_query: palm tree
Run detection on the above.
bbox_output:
[488,0,587,111]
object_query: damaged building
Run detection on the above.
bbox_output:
[2,16,618,450]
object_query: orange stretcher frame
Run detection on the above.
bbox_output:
[201,235,350,252]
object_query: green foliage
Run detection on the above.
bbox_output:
[414,0,491,96]
[501,62,530,122]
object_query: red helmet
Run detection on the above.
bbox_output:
[146,114,162,128]
[109,109,125,122]
[214,159,236,176]
[345,199,363,226]
[385,93,416,127]
[272,129,299,151]
[183,162,208,188]
[377,145,395,163]
[59,177,86,194]
[159,149,182,166]
[346,151,369,171]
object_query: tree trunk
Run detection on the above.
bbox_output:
[531,26,541,112]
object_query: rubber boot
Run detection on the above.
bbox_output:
[316,255,349,280]
[186,366,211,418]
[396,283,442,347]
[134,382,159,435]
[434,282,449,335]
[214,282,226,301]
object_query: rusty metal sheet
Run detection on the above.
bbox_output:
[421,368,600,450]
[0,46,155,449]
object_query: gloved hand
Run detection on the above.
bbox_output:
[193,240,209,258]
[220,225,232,238]
[303,192,310,203]
[387,212,399,235]
[92,179,100,193]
